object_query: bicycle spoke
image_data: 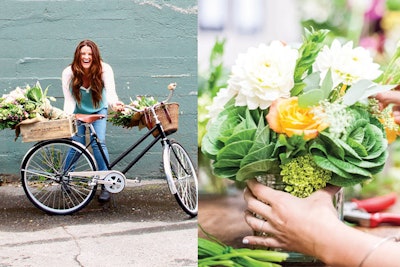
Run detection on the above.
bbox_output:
[164,141,198,216]
[21,140,97,215]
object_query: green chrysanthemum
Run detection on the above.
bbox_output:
[280,154,331,198]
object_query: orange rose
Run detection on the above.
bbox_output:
[266,97,328,140]
[385,127,398,144]
[379,115,400,144]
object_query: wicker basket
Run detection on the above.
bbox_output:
[142,103,179,137]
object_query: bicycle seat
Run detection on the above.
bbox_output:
[75,114,105,123]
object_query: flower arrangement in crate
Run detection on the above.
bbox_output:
[201,28,399,198]
[108,95,159,128]
[0,82,66,131]
[108,82,179,133]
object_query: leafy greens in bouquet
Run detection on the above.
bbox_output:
[201,29,399,198]
[108,95,158,128]
[0,82,66,131]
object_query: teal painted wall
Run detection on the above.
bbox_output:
[0,0,197,179]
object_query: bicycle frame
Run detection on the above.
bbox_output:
[82,115,169,175]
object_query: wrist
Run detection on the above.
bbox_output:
[319,223,380,267]
[309,218,344,262]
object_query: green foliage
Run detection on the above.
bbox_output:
[342,79,396,106]
[198,39,229,146]
[108,95,158,128]
[310,107,388,187]
[201,100,282,181]
[291,28,329,97]
[300,0,352,41]
[198,38,229,98]
[198,228,288,267]
[0,82,57,130]
[197,39,232,194]
[386,0,400,11]
[202,96,389,195]
[377,43,400,84]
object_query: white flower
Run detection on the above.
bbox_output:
[121,108,134,116]
[2,87,27,103]
[228,41,298,110]
[314,40,382,87]
[206,87,236,124]
[313,100,353,139]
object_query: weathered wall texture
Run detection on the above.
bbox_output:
[0,0,197,178]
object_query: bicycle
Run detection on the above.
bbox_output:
[20,85,198,217]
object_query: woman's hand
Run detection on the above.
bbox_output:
[374,90,400,124]
[374,90,400,109]
[243,179,341,257]
[111,101,125,112]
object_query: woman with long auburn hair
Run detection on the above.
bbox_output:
[62,39,124,202]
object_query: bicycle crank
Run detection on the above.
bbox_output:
[102,171,126,193]
[68,170,126,193]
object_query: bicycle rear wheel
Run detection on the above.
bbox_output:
[21,139,97,215]
[163,140,198,217]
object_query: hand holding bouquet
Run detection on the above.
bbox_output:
[108,95,158,128]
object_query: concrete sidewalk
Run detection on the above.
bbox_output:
[0,177,198,267]
[0,221,197,267]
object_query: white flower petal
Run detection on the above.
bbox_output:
[314,40,382,87]
[227,41,298,110]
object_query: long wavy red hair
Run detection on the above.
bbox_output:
[70,40,103,108]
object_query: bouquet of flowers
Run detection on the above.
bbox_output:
[109,83,178,129]
[0,82,66,131]
[108,95,159,128]
[201,28,398,198]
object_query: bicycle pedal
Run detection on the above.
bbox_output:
[88,181,97,186]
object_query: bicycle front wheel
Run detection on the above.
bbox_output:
[163,140,198,217]
[21,139,97,215]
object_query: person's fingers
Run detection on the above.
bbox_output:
[242,235,282,248]
[378,101,388,110]
[394,115,400,125]
[244,188,272,218]
[247,179,283,206]
[307,185,342,211]
[314,184,341,198]
[112,102,125,112]
[375,91,400,107]
[243,186,254,203]
[392,107,400,124]
[244,210,277,235]
[392,105,400,112]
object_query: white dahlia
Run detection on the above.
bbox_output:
[227,41,298,110]
[314,39,382,87]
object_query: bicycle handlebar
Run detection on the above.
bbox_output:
[124,82,176,113]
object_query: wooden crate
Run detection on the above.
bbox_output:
[20,117,77,143]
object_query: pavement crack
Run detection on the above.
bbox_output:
[62,226,84,267]
[0,221,197,248]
